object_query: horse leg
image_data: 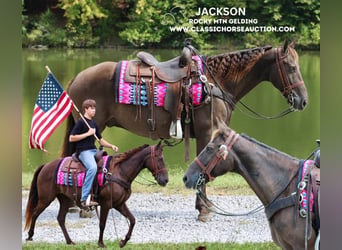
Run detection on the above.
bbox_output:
[56,196,75,245]
[195,136,214,222]
[98,205,110,248]
[117,203,135,248]
[195,184,212,222]
[26,200,52,241]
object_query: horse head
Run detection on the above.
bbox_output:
[146,141,168,186]
[183,122,237,189]
[269,39,308,110]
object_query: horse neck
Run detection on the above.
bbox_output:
[112,148,149,183]
[206,50,273,102]
[231,136,299,205]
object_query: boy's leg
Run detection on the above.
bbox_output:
[79,149,97,202]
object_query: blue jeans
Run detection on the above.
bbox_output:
[79,149,97,201]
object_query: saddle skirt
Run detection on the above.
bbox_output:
[297,159,320,232]
[299,160,315,212]
[114,55,204,107]
[55,155,111,187]
[265,159,320,229]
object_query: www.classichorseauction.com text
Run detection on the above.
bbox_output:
[168,6,295,33]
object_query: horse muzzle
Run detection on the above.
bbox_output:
[288,90,308,111]
[183,172,205,189]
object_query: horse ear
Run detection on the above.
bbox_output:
[289,39,296,48]
[283,38,289,53]
[156,140,163,150]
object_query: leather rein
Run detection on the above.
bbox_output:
[235,47,305,120]
[193,46,304,119]
[194,130,300,218]
[105,145,166,189]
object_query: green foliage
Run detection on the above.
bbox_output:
[118,0,170,47]
[58,0,108,48]
[22,9,67,48]
[59,0,107,25]
[22,0,27,36]
[22,0,320,49]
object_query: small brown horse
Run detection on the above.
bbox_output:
[183,122,320,250]
[61,39,308,220]
[25,143,168,248]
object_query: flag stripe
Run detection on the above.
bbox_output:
[36,96,73,148]
[32,92,70,144]
[29,73,73,151]
[30,93,72,149]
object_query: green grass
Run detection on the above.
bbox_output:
[23,241,280,249]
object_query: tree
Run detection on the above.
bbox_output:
[59,0,108,47]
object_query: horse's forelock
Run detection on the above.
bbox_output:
[210,128,221,141]
[288,46,299,61]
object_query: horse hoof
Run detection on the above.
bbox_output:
[79,209,94,218]
[119,240,126,248]
[98,242,106,248]
[26,237,33,241]
[198,209,211,222]
[197,214,210,222]
[67,241,75,245]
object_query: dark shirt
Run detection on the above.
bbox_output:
[70,118,102,154]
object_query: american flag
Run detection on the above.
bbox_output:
[29,72,73,151]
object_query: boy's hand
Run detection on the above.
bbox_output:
[111,145,118,152]
[87,128,96,136]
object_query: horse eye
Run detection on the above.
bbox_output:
[289,65,297,73]
[206,145,214,153]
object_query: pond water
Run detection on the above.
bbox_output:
[22,48,320,172]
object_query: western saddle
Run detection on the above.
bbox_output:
[124,39,201,140]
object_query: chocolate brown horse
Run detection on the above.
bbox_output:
[25,143,168,248]
[183,122,320,250]
[61,40,308,220]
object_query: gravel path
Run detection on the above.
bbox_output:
[22,191,272,244]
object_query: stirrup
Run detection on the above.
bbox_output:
[81,194,99,208]
[169,120,183,139]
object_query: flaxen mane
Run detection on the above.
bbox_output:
[113,144,149,166]
[206,45,272,82]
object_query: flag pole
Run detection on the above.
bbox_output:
[45,66,100,142]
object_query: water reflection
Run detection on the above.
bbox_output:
[22,49,320,172]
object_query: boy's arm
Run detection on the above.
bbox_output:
[99,138,118,152]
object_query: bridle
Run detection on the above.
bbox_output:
[193,130,305,222]
[275,47,304,106]
[149,144,167,179]
[195,130,240,184]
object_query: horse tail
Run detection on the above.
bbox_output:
[61,78,76,157]
[61,112,76,157]
[24,164,44,230]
